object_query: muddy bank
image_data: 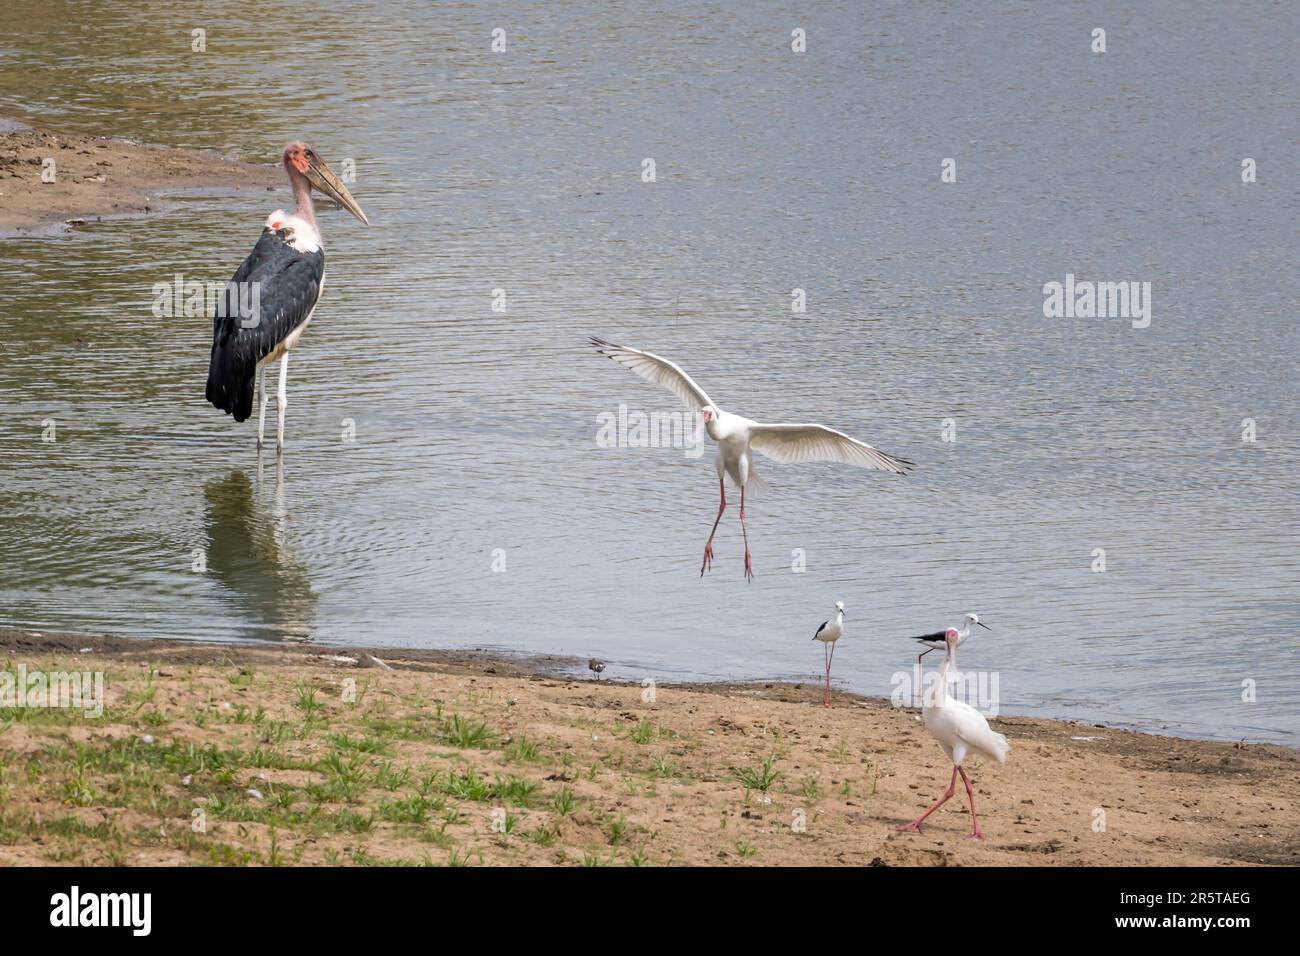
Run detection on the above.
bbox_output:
[1,628,1295,866]
[0,118,278,235]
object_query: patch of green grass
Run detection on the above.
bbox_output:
[442,767,493,802]
[370,761,411,791]
[504,735,540,763]
[607,813,630,846]
[324,809,376,834]
[446,847,475,867]
[492,775,539,807]
[442,713,495,749]
[731,755,780,792]
[649,755,678,778]
[294,682,322,718]
[528,824,557,847]
[378,795,436,825]
[326,732,390,756]
[629,718,655,744]
[552,787,577,816]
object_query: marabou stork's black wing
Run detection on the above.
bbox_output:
[206,227,325,422]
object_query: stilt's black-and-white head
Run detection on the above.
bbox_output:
[834,600,845,617]
[965,612,991,632]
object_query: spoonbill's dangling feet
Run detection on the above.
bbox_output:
[701,479,725,576]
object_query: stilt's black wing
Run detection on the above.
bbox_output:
[206,227,325,422]
[911,630,949,645]
[813,620,828,640]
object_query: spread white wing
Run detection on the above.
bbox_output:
[589,337,714,413]
[749,422,912,474]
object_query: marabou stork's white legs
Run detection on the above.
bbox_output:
[257,366,269,448]
[276,355,289,452]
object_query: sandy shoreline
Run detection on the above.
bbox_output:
[1,627,1295,867]
[0,117,277,235]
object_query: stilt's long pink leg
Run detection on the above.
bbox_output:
[701,479,725,576]
[896,766,959,832]
[822,642,829,707]
[958,766,983,840]
[739,484,752,580]
[825,640,836,708]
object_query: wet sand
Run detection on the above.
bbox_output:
[0,117,277,235]
[1,628,1295,867]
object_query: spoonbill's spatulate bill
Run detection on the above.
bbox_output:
[812,601,844,708]
[589,338,912,580]
[897,630,1009,840]
[911,612,990,665]
[206,142,369,452]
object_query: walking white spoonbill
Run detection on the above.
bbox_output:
[897,630,1009,840]
[589,338,911,579]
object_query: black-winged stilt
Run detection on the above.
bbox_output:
[812,601,844,708]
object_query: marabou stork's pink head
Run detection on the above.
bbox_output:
[283,142,369,225]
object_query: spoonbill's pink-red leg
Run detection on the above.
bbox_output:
[739,485,753,580]
[958,766,983,839]
[701,478,725,576]
[896,766,959,832]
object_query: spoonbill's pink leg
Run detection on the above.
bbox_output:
[896,765,958,832]
[824,640,836,708]
[701,479,725,576]
[958,766,983,840]
[739,484,753,580]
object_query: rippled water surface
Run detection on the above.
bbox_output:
[1,1,1296,743]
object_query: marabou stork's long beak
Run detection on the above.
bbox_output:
[304,152,369,225]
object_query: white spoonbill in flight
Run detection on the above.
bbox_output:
[812,601,845,708]
[897,629,1009,840]
[589,338,912,579]
[206,142,369,451]
[911,612,990,666]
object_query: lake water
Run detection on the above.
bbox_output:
[1,1,1296,744]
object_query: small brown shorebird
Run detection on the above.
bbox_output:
[588,658,606,680]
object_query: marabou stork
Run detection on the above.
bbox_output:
[206,142,368,450]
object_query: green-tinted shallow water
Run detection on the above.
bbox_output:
[1,1,1297,743]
